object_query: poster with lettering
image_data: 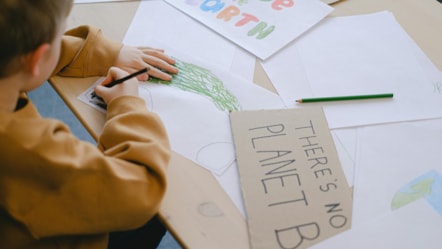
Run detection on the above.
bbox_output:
[164,0,333,60]
[230,107,352,249]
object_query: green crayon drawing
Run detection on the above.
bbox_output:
[391,170,442,216]
[149,59,241,112]
[391,178,433,210]
[238,0,248,5]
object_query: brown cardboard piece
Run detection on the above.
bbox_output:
[230,107,352,249]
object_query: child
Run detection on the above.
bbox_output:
[0,0,177,248]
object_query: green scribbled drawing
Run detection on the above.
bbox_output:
[238,0,248,5]
[149,59,241,112]
[391,178,434,210]
[391,170,442,216]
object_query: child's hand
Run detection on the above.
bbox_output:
[114,46,179,81]
[94,67,139,104]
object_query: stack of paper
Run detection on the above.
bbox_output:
[260,10,442,249]
[78,1,442,247]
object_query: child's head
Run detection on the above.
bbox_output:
[0,0,73,78]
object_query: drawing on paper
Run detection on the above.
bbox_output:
[433,81,442,94]
[391,170,442,216]
[79,81,107,111]
[149,59,241,112]
[138,83,236,175]
[78,57,242,174]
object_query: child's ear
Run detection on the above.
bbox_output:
[25,43,50,76]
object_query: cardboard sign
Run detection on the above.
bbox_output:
[230,107,352,249]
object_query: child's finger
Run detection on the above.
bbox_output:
[103,67,131,86]
[99,75,112,86]
[93,85,108,99]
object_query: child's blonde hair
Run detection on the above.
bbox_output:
[0,0,73,77]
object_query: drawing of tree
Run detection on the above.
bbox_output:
[149,59,241,112]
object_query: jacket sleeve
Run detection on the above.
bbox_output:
[2,97,171,238]
[53,25,122,77]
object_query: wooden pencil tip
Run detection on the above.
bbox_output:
[295,99,302,103]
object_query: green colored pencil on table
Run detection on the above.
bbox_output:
[295,93,394,103]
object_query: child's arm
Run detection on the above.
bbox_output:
[54,25,122,77]
[53,25,177,80]
[3,83,171,238]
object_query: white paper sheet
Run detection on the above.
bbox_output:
[262,11,442,129]
[123,0,255,77]
[352,119,442,226]
[164,0,333,60]
[332,128,357,186]
[311,200,442,249]
[78,50,285,175]
[310,119,442,248]
[116,0,286,176]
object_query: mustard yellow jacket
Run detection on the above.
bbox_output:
[0,26,171,249]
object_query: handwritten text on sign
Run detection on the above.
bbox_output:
[230,108,352,249]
